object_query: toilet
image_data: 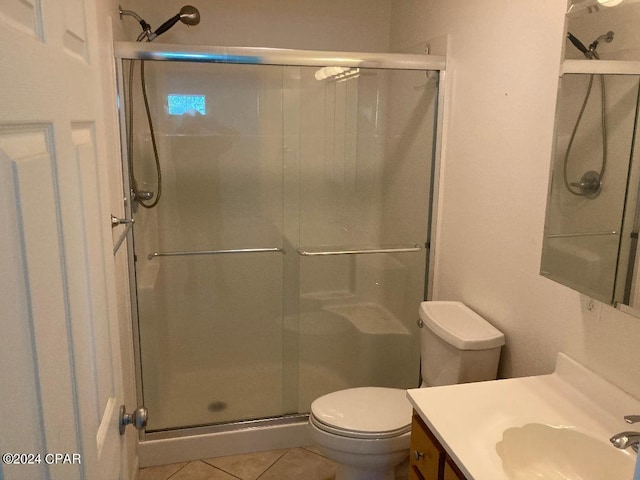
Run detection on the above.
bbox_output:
[308,301,505,480]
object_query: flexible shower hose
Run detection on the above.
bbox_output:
[562,74,608,197]
[127,57,162,209]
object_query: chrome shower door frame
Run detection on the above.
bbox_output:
[113,42,447,442]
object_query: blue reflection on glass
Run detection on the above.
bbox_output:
[158,52,261,64]
[167,94,206,116]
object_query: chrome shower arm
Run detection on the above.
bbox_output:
[119,6,144,24]
[119,5,152,40]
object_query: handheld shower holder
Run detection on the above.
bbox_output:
[570,170,602,198]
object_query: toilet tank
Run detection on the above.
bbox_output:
[419,301,505,387]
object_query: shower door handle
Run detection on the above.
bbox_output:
[111,214,135,228]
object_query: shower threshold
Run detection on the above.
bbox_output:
[143,413,309,441]
[138,414,312,467]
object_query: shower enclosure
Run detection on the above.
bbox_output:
[114,43,445,436]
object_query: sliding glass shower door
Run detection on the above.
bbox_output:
[286,66,434,412]
[131,61,287,431]
[126,57,438,432]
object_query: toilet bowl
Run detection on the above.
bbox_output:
[308,301,505,480]
[309,387,412,480]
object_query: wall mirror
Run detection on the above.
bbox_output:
[541,0,640,316]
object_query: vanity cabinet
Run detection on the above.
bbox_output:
[443,460,465,480]
[409,411,467,480]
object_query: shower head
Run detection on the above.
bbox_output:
[150,5,201,40]
[178,5,201,26]
[120,4,201,42]
[567,30,614,59]
[567,32,589,57]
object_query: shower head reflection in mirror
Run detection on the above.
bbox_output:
[119,5,202,208]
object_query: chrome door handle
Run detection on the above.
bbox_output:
[119,405,148,435]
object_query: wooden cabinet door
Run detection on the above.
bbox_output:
[409,414,444,480]
[444,460,466,480]
[409,411,469,480]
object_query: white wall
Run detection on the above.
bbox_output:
[391,0,640,399]
[120,0,392,52]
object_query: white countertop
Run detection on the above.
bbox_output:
[406,354,640,480]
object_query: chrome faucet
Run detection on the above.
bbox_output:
[610,415,640,453]
[610,431,640,453]
[624,415,640,424]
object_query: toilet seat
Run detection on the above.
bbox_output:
[310,387,412,440]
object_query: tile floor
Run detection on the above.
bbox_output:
[138,445,410,480]
[138,446,335,480]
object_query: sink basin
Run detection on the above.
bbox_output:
[408,354,640,479]
[496,423,635,480]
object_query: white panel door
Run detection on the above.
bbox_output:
[0,1,125,479]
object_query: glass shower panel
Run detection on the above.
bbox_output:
[131,61,286,431]
[287,67,438,411]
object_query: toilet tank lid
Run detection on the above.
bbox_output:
[419,301,505,350]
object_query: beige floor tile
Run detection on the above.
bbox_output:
[203,449,287,480]
[138,462,188,480]
[168,461,239,480]
[258,447,336,480]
